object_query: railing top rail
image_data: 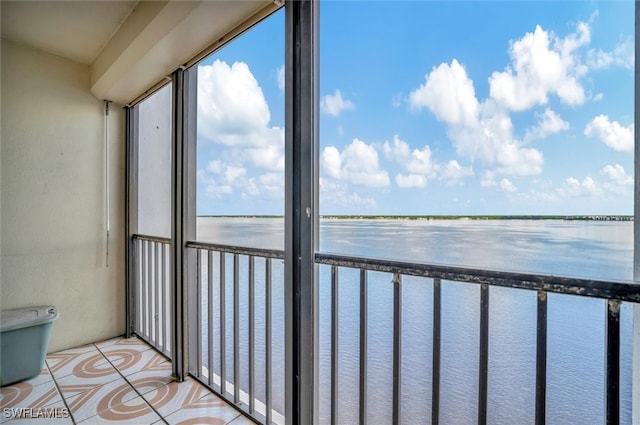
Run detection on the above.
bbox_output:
[132,234,171,244]
[315,252,640,303]
[186,240,285,260]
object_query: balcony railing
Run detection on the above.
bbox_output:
[132,234,638,425]
[315,252,639,425]
[132,234,172,358]
[186,240,286,425]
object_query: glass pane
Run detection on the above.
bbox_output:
[195,10,285,250]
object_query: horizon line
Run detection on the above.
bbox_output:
[196,214,634,220]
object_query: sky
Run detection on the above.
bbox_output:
[195,1,634,216]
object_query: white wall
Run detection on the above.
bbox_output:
[1,39,126,352]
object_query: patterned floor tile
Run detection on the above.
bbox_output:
[0,379,62,412]
[55,363,123,400]
[141,377,214,418]
[96,336,152,353]
[162,392,241,425]
[46,348,111,381]
[124,368,174,398]
[108,347,170,377]
[76,395,161,424]
[64,378,138,423]
[11,337,249,425]
[228,415,258,424]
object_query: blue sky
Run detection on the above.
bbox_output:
[195,1,634,216]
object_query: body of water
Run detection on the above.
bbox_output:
[196,217,635,424]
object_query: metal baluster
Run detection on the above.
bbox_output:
[478,284,489,425]
[162,243,167,354]
[234,254,240,404]
[432,278,442,425]
[134,240,141,334]
[249,256,256,413]
[141,240,147,339]
[147,240,153,341]
[196,249,202,377]
[359,269,368,425]
[535,290,547,425]
[331,265,339,425]
[392,273,402,425]
[266,258,273,425]
[606,300,621,425]
[220,253,227,395]
[154,242,160,347]
[208,250,214,386]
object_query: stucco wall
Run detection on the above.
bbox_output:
[1,39,126,352]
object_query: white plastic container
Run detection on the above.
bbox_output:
[1,305,59,386]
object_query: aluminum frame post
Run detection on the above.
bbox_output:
[183,66,199,377]
[125,106,139,339]
[284,1,319,424]
[171,67,196,381]
[633,2,640,423]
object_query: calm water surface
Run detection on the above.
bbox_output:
[196,217,634,425]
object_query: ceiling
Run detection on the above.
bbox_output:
[1,1,138,65]
[1,0,280,104]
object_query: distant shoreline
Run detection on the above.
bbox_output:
[198,215,634,221]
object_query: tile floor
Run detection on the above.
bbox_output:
[1,336,254,424]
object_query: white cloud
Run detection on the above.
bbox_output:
[198,169,233,198]
[243,178,260,197]
[277,65,285,91]
[450,106,544,175]
[499,178,517,193]
[319,178,377,208]
[246,131,286,171]
[198,60,271,144]
[257,172,285,199]
[480,171,497,187]
[200,155,284,202]
[440,160,474,181]
[321,139,390,187]
[383,135,472,187]
[524,108,570,142]
[383,135,411,160]
[207,160,223,174]
[408,60,544,177]
[601,164,633,186]
[321,146,342,179]
[409,59,478,126]
[584,115,634,152]
[383,135,436,175]
[395,173,427,188]
[343,192,377,207]
[479,173,517,193]
[587,36,634,70]
[489,23,589,111]
[196,59,285,200]
[601,164,633,195]
[224,165,247,183]
[593,93,604,102]
[557,176,601,197]
[321,89,356,117]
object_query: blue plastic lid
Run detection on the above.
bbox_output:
[1,306,59,332]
